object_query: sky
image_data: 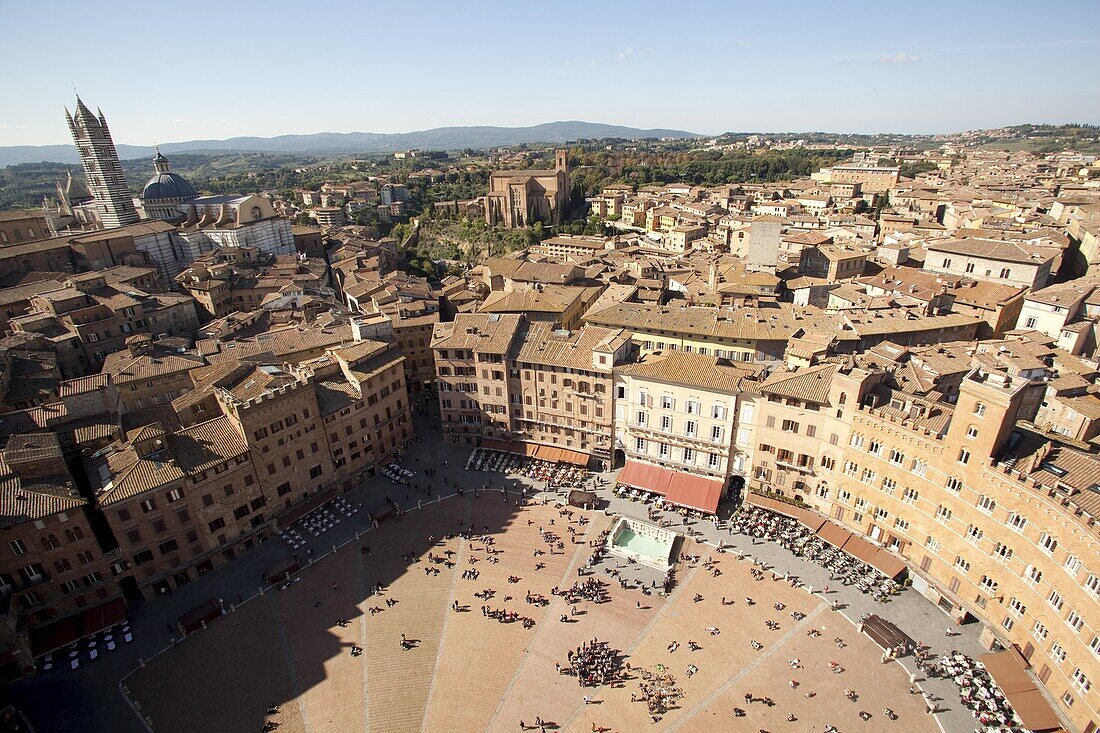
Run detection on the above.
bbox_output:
[1,0,1099,147]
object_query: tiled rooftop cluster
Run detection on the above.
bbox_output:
[1,135,1099,730]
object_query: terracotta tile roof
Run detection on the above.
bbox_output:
[96,415,248,505]
[0,455,84,529]
[329,339,389,367]
[513,321,624,372]
[101,352,203,384]
[2,433,63,464]
[0,278,66,306]
[205,324,354,364]
[68,220,176,242]
[619,350,763,392]
[315,379,360,416]
[431,313,522,354]
[585,301,845,344]
[760,363,838,404]
[481,258,578,285]
[226,365,298,402]
[1023,281,1097,306]
[58,374,110,397]
[479,285,601,315]
[169,416,249,473]
[0,402,69,439]
[928,237,1058,264]
[842,309,980,338]
[1062,394,1100,420]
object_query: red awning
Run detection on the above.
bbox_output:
[30,597,128,657]
[841,534,881,566]
[618,461,661,492]
[870,548,907,580]
[617,462,722,511]
[521,442,541,458]
[801,515,827,533]
[979,650,1063,732]
[559,449,590,467]
[745,493,819,527]
[816,521,853,549]
[83,597,127,631]
[651,468,675,496]
[30,618,78,658]
[744,495,907,579]
[663,473,724,514]
[542,447,565,463]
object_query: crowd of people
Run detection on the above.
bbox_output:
[480,605,535,629]
[633,668,683,722]
[560,638,622,687]
[554,578,610,605]
[730,506,902,600]
[466,449,590,488]
[925,652,1022,730]
[268,439,951,733]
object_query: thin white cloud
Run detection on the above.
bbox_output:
[877,52,922,64]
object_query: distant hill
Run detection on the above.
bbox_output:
[0,121,702,167]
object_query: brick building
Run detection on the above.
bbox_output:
[432,314,633,468]
[0,433,121,678]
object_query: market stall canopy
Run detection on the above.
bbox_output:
[568,489,598,508]
[178,598,224,635]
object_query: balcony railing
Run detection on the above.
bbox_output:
[775,458,815,475]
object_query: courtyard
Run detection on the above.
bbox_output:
[3,425,991,733]
[123,491,935,733]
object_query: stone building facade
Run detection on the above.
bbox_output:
[748,361,1100,730]
[432,314,632,468]
[485,150,569,228]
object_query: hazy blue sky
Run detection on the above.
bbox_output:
[2,0,1098,146]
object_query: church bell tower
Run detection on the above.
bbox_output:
[65,98,139,228]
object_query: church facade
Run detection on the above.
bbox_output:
[484,149,569,228]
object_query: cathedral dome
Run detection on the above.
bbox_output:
[142,171,198,201]
[141,148,197,202]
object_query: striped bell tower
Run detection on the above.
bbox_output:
[65,98,139,228]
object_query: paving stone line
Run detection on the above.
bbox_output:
[268,592,314,733]
[418,493,474,733]
[356,541,371,733]
[664,602,827,732]
[623,559,704,657]
[556,550,706,732]
[483,507,602,731]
